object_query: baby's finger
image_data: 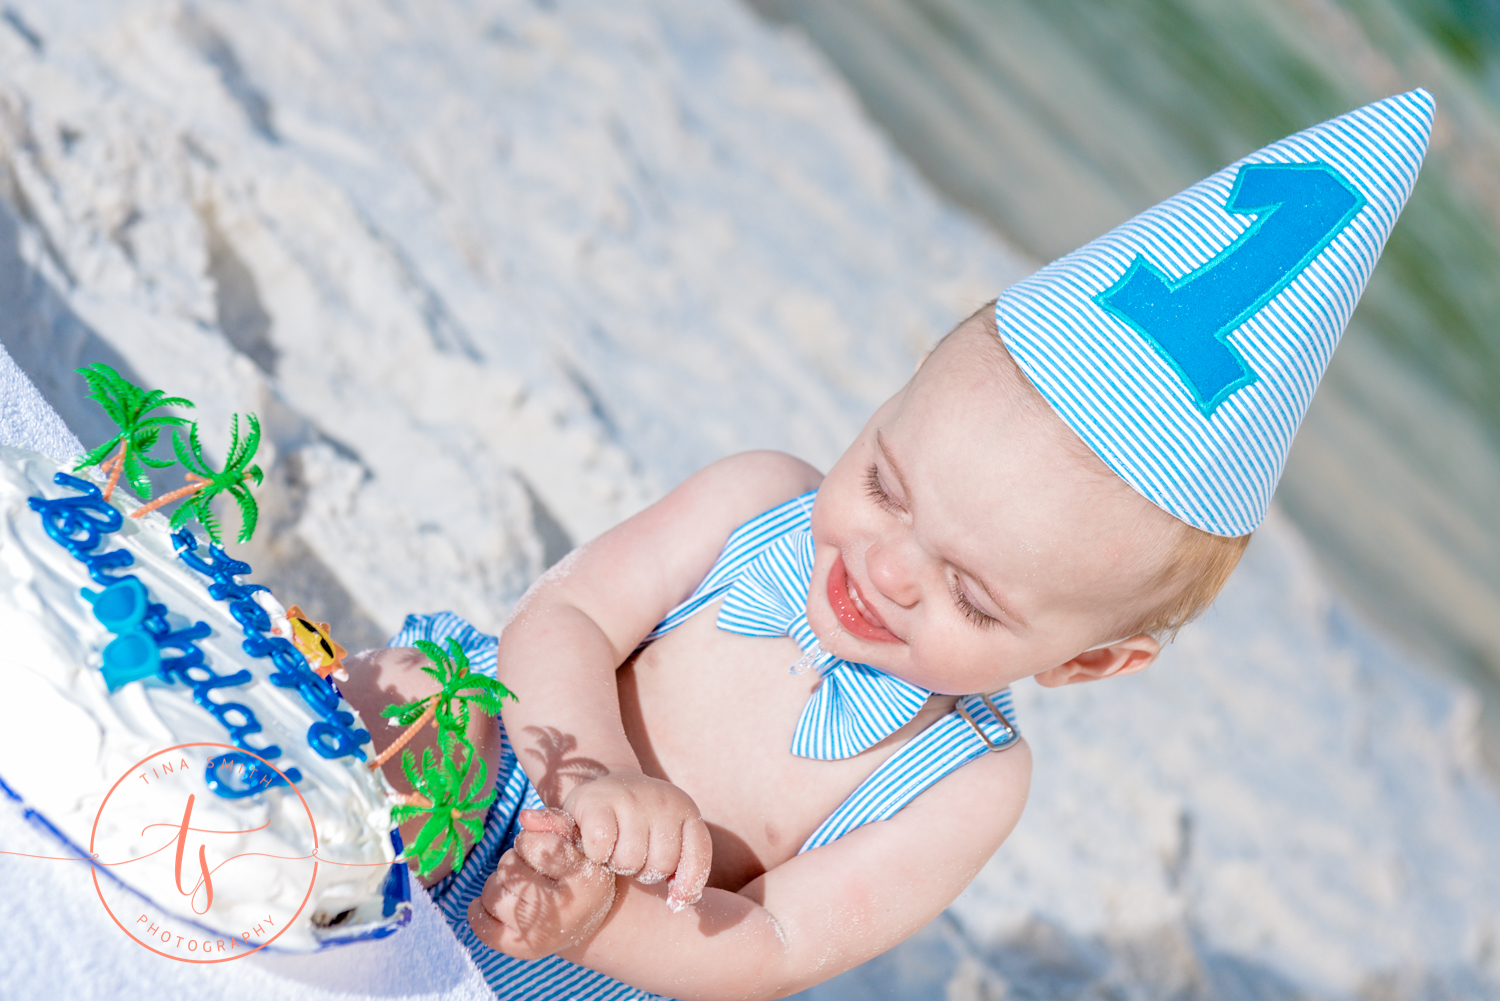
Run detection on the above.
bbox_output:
[477,852,537,923]
[519,807,578,839]
[571,800,620,867]
[605,808,649,876]
[638,820,682,886]
[468,893,507,949]
[514,830,585,881]
[666,815,713,912]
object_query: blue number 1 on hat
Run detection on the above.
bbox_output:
[1095,161,1364,416]
[997,91,1433,535]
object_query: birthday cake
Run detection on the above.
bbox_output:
[0,439,409,952]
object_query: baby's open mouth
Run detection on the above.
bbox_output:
[827,555,899,643]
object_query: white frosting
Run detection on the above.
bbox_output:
[253,588,294,643]
[0,446,399,951]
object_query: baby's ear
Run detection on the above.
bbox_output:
[1033,634,1160,688]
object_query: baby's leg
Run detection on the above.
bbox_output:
[338,647,504,885]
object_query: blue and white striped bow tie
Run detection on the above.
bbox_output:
[716,529,931,760]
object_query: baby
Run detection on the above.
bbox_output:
[341,91,1432,1000]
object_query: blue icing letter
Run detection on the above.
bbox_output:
[171,531,267,602]
[1095,161,1365,415]
[174,527,371,762]
[28,473,121,554]
[243,632,317,689]
[81,549,135,586]
[151,621,214,679]
[204,751,301,799]
[227,592,272,634]
[29,474,136,583]
[308,717,370,759]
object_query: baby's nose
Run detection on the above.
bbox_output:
[864,538,921,608]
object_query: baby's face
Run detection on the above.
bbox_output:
[806,315,1184,695]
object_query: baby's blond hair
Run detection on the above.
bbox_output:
[1124,523,1250,640]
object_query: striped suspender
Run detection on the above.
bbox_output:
[798,689,1021,853]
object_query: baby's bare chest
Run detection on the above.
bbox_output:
[617,607,946,890]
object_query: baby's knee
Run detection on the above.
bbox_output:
[343,646,502,762]
[337,646,433,729]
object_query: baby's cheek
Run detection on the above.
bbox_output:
[903,629,1001,695]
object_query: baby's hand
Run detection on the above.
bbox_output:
[563,771,712,911]
[468,809,616,960]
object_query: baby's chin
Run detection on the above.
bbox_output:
[807,608,918,681]
[819,624,1014,694]
[881,661,990,697]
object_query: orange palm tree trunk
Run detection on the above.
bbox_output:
[130,474,207,519]
[368,700,438,771]
[101,443,126,502]
[394,792,433,808]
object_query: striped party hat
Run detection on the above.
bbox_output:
[997,90,1433,536]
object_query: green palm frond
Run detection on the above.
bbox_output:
[418,638,517,752]
[394,742,497,876]
[169,494,220,541]
[223,413,262,477]
[380,698,435,726]
[75,439,121,469]
[167,414,263,543]
[401,744,432,791]
[448,674,517,717]
[172,421,211,476]
[389,803,428,825]
[227,482,259,544]
[72,364,195,499]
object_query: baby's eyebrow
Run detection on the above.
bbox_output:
[876,430,1030,630]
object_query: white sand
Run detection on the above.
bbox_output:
[0,1,1494,998]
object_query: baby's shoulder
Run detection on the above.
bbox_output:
[675,450,823,525]
[697,450,823,498]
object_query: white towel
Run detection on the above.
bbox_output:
[0,340,84,463]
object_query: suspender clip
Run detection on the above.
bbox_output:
[956,692,1020,752]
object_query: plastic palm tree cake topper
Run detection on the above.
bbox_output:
[73,364,194,504]
[376,638,518,877]
[71,366,517,878]
[73,363,262,545]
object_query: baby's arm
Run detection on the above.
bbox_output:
[496,452,824,903]
[472,733,1033,1000]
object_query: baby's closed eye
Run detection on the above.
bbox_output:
[948,578,998,628]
